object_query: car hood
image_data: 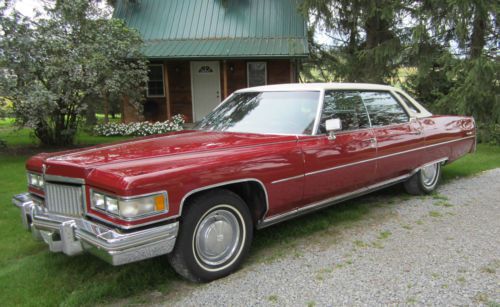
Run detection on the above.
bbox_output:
[28,130,297,177]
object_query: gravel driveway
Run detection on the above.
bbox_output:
[152,169,500,306]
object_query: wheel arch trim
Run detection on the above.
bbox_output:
[178,178,270,223]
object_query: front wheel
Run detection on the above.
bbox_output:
[404,162,442,195]
[167,189,253,282]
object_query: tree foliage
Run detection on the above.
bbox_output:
[301,0,410,83]
[0,0,148,146]
[406,0,499,126]
[301,0,499,136]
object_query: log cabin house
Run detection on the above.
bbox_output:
[113,0,309,123]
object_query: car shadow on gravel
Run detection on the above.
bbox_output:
[248,184,408,264]
[106,184,414,306]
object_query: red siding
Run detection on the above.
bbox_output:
[267,60,291,85]
[226,60,248,96]
[167,61,193,123]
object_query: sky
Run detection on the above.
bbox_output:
[13,0,43,17]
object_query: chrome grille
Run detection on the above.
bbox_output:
[44,182,84,216]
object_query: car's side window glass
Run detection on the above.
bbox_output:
[319,90,371,134]
[395,92,420,113]
[360,91,409,126]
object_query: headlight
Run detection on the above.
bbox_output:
[90,190,167,220]
[27,172,44,189]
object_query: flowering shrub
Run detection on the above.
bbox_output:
[93,114,185,136]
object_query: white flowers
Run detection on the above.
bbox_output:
[93,114,185,136]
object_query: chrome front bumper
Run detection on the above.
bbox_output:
[12,193,179,265]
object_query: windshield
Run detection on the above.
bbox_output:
[195,91,320,135]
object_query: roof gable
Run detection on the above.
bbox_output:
[113,0,309,58]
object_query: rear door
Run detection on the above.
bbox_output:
[360,91,425,182]
[300,90,377,205]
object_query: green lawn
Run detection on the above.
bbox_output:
[441,145,500,181]
[0,117,129,149]
[0,121,499,306]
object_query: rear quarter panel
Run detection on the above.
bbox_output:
[419,115,475,164]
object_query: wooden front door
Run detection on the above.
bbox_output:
[190,61,221,122]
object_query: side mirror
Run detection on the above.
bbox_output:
[325,118,342,140]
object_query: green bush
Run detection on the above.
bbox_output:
[477,123,500,145]
[0,97,13,118]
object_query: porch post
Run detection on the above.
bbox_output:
[290,59,296,83]
[163,61,172,119]
[222,60,228,99]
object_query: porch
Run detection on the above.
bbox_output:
[122,59,299,123]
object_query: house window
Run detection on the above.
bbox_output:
[147,64,164,97]
[198,65,214,74]
[247,62,267,87]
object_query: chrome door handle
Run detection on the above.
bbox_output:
[368,138,377,147]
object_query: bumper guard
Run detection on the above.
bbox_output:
[12,193,179,265]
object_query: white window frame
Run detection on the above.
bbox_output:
[147,64,165,97]
[247,62,267,87]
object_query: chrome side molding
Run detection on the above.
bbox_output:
[258,173,410,229]
[259,157,449,229]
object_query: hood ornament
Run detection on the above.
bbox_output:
[42,164,47,176]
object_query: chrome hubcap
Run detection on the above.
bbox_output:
[194,208,241,267]
[421,163,438,186]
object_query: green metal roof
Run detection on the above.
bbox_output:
[113,0,309,59]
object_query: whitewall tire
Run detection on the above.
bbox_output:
[404,162,442,195]
[167,189,253,282]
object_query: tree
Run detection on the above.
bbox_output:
[405,0,499,126]
[0,0,148,146]
[301,0,499,140]
[301,0,409,83]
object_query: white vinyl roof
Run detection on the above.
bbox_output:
[236,83,396,93]
[235,82,432,118]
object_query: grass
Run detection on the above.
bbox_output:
[481,260,499,274]
[441,145,500,181]
[267,294,278,303]
[429,211,443,218]
[0,158,180,306]
[378,230,392,240]
[0,120,499,306]
[431,193,449,201]
[433,200,454,207]
[353,239,368,248]
[0,117,130,149]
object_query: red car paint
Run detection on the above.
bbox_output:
[25,115,476,228]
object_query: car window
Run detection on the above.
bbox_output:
[195,91,320,135]
[318,90,371,134]
[395,92,420,113]
[360,91,409,126]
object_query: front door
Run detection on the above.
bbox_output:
[301,90,377,205]
[191,61,221,122]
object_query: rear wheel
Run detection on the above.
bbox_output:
[167,189,253,282]
[404,162,442,195]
